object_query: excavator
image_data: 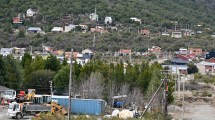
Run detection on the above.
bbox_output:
[16,89,36,103]
[50,102,68,115]
[34,102,68,118]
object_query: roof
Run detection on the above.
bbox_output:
[82,49,93,54]
[28,27,42,31]
[119,49,131,54]
[0,85,13,92]
[0,48,13,52]
[171,57,188,64]
[51,27,63,32]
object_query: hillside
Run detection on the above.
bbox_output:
[1,0,215,52]
[1,0,215,28]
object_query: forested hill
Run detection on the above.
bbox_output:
[1,0,215,28]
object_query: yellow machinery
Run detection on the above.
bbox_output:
[50,102,68,115]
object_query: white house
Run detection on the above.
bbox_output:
[130,17,141,24]
[105,17,112,24]
[171,31,182,38]
[64,24,76,32]
[51,27,64,32]
[89,8,98,21]
[27,27,43,33]
[26,8,36,17]
[0,48,13,56]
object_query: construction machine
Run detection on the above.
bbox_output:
[50,102,68,115]
[7,102,51,119]
[16,89,36,103]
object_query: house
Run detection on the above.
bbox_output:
[82,49,93,63]
[12,47,26,60]
[171,57,188,65]
[205,57,215,63]
[27,27,42,33]
[183,29,194,36]
[148,46,161,54]
[205,51,215,59]
[179,48,188,56]
[171,32,182,38]
[42,46,53,53]
[79,24,88,32]
[51,27,64,33]
[119,49,131,56]
[90,26,108,33]
[26,8,36,17]
[89,8,98,21]
[105,17,112,24]
[161,32,170,36]
[13,17,22,24]
[64,24,76,32]
[204,63,215,75]
[188,48,203,56]
[139,29,150,36]
[162,65,188,75]
[148,46,161,58]
[65,52,85,65]
[130,17,141,24]
[0,48,13,56]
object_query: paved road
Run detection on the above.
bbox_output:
[0,106,33,120]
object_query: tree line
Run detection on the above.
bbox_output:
[0,53,174,106]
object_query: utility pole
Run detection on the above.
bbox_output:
[49,80,53,97]
[93,33,95,49]
[140,70,170,119]
[68,49,73,120]
[162,70,169,119]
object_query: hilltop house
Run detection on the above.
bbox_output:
[139,29,150,37]
[0,48,13,56]
[188,48,203,56]
[89,8,98,21]
[105,17,112,24]
[26,8,36,17]
[118,49,131,56]
[27,27,43,33]
[172,31,182,38]
[64,24,76,32]
[13,17,22,24]
[130,17,141,24]
[90,26,108,33]
[51,27,64,33]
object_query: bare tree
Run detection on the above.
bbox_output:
[81,72,104,99]
[127,87,144,107]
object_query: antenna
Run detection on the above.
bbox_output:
[93,33,95,49]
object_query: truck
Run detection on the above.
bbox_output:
[0,90,16,104]
[7,102,51,119]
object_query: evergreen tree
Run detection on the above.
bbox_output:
[4,55,22,89]
[0,55,6,86]
[45,55,61,71]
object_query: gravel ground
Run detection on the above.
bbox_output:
[169,101,215,120]
[0,105,33,120]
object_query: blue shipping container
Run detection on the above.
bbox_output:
[51,95,105,115]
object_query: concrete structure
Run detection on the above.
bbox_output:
[51,27,64,32]
[105,17,112,24]
[0,48,13,56]
[172,32,182,38]
[26,9,36,17]
[27,27,42,33]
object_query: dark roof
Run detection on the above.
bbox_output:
[0,85,13,92]
[171,58,188,65]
